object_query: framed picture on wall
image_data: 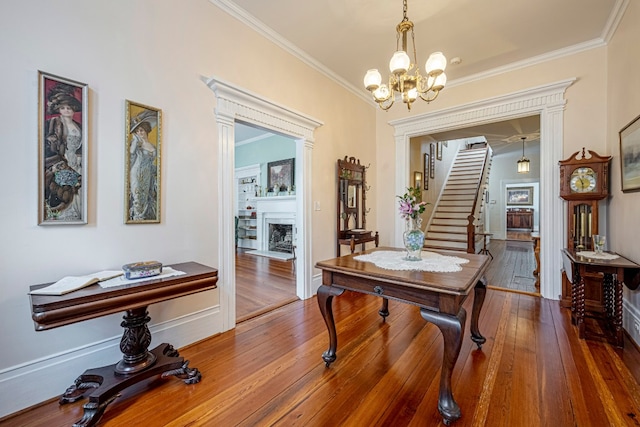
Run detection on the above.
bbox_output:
[125,100,162,224]
[38,71,88,225]
[619,114,640,193]
[267,158,295,192]
[506,186,533,205]
[423,153,429,190]
[437,141,443,160]
[430,143,436,179]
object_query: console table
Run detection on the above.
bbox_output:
[316,247,489,425]
[561,249,640,347]
[29,262,218,427]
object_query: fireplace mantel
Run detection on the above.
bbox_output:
[255,196,296,251]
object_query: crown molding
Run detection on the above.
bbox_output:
[209,0,371,104]
[210,0,627,106]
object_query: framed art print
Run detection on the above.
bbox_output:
[620,114,640,193]
[125,100,161,223]
[437,141,443,160]
[267,158,294,192]
[38,71,88,225]
[423,153,429,190]
[430,143,436,179]
[506,186,533,205]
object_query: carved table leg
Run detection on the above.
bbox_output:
[59,305,202,427]
[116,307,156,374]
[378,297,389,319]
[470,277,487,348]
[420,307,466,426]
[577,274,586,339]
[317,284,345,367]
[603,273,614,321]
[614,274,624,347]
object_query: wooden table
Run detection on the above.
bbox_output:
[337,229,379,256]
[531,232,540,291]
[316,247,490,425]
[531,232,540,275]
[29,262,218,427]
[561,249,640,347]
[477,232,493,259]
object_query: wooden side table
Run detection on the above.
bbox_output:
[561,249,640,347]
[29,262,218,427]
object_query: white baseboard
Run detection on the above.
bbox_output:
[623,300,640,347]
[0,305,221,419]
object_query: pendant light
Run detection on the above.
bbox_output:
[517,137,530,174]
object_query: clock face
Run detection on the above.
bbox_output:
[569,167,597,193]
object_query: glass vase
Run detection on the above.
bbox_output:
[403,217,425,261]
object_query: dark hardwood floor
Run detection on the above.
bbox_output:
[4,246,640,426]
[236,248,297,322]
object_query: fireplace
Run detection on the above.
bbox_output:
[256,196,296,253]
[268,223,294,254]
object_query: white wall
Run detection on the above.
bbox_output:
[0,0,376,417]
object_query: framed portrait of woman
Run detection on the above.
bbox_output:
[38,71,89,225]
[124,100,162,224]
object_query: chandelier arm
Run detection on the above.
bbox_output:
[418,90,440,104]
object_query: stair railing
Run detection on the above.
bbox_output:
[466,146,493,253]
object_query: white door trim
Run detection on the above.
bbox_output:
[205,76,323,331]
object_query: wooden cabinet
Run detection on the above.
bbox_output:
[337,156,378,256]
[506,208,533,231]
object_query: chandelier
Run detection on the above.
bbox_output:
[363,0,447,111]
[517,137,530,173]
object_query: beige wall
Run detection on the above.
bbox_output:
[607,0,640,331]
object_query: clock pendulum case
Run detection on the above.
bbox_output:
[558,147,611,306]
[559,148,611,249]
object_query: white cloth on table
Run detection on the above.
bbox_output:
[576,251,619,260]
[354,250,469,272]
[99,267,186,288]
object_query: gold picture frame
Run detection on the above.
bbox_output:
[620,114,640,193]
[124,100,162,223]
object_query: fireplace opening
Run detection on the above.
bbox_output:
[268,223,293,254]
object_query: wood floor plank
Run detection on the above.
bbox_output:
[3,242,640,427]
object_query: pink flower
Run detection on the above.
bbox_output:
[397,187,428,220]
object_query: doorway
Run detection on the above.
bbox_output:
[234,123,298,322]
[207,77,323,332]
[391,79,575,300]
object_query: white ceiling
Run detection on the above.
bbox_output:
[225,0,625,153]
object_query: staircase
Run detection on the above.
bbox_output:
[423,146,492,253]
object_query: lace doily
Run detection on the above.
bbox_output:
[354,250,469,272]
[576,251,619,260]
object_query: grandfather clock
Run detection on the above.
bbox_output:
[558,148,611,306]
